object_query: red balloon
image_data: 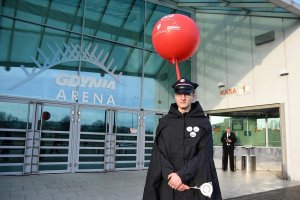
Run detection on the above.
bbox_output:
[152,14,200,64]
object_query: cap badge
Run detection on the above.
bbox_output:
[180,79,185,82]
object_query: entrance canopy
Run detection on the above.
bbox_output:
[164,0,300,18]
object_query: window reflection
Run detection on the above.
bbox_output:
[253,118,266,146]
[0,102,28,129]
[80,109,106,132]
[84,0,144,47]
[2,0,84,33]
[80,141,104,147]
[268,118,281,147]
[211,116,231,146]
[40,106,71,131]
[114,112,138,134]
[144,113,163,167]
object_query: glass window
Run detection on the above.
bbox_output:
[0,0,193,111]
[0,20,82,100]
[0,17,13,61]
[2,0,83,33]
[268,118,281,147]
[211,116,230,145]
[84,0,144,47]
[0,102,28,129]
[39,105,71,131]
[80,109,106,133]
[233,117,251,146]
[253,118,266,146]
[210,108,280,147]
[75,37,143,108]
[114,111,138,134]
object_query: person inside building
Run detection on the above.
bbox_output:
[221,127,237,172]
[143,78,222,200]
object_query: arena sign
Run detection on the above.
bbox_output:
[55,74,116,105]
[9,43,122,106]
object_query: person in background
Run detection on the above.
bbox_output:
[143,78,222,200]
[221,127,237,172]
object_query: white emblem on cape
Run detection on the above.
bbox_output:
[190,132,196,137]
[193,126,199,132]
[186,126,193,132]
[187,126,199,137]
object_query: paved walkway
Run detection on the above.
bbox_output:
[227,185,300,200]
[0,169,300,200]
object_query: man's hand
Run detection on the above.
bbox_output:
[176,184,190,191]
[167,173,182,190]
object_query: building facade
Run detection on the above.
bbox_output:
[1,0,300,181]
[0,0,192,175]
[195,11,300,180]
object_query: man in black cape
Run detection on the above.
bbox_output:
[143,78,222,200]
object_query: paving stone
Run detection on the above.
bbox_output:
[0,170,300,200]
[226,185,300,200]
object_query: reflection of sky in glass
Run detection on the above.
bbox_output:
[210,116,230,125]
[0,66,156,109]
[256,119,265,129]
[145,114,161,133]
[0,101,28,121]
[43,106,71,122]
[268,118,280,130]
[80,109,105,125]
[116,112,138,128]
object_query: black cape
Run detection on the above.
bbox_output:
[143,101,222,200]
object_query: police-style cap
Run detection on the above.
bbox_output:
[172,78,199,94]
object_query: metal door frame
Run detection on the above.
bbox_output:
[73,104,109,172]
[73,106,145,172]
[112,108,141,171]
[29,101,74,174]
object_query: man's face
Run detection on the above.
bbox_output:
[175,93,194,111]
[226,128,231,133]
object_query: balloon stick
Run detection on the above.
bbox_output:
[175,59,181,80]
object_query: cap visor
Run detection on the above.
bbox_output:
[175,89,193,94]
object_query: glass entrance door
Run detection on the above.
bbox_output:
[75,106,107,172]
[0,100,73,175]
[74,108,163,172]
[114,110,139,170]
[27,103,73,174]
[0,98,165,175]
